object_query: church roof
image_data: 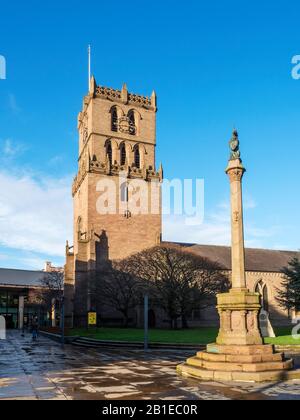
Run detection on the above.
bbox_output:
[169,243,300,273]
[0,268,45,288]
[0,245,299,284]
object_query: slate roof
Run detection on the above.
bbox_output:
[0,268,46,288]
[168,243,300,273]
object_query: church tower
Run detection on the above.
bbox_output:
[64,78,162,327]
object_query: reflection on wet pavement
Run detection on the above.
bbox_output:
[0,331,300,400]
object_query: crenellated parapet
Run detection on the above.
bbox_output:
[127,92,152,108]
[92,81,156,111]
[72,155,163,196]
[96,85,122,101]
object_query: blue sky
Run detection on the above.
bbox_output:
[0,0,300,270]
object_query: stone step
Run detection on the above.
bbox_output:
[197,351,284,364]
[207,343,274,356]
[177,363,300,383]
[73,339,143,349]
[72,338,205,351]
[186,356,294,373]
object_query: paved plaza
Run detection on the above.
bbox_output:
[1,332,300,400]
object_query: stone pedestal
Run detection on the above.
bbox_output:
[216,289,262,346]
[177,132,300,382]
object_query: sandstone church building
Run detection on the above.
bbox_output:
[64,79,163,327]
[64,78,300,329]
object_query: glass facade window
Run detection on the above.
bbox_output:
[0,292,7,310]
[7,294,19,307]
[0,289,48,329]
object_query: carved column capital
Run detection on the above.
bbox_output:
[226,167,245,183]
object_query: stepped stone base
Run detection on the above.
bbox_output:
[177,343,300,383]
[178,290,300,383]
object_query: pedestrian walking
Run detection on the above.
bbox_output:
[31,315,39,341]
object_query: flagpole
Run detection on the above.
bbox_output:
[88,45,91,90]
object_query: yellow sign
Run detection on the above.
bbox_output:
[88,312,97,326]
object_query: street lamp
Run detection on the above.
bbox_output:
[144,295,149,352]
[60,294,65,349]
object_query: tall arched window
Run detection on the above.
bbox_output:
[128,110,136,135]
[120,143,126,166]
[120,181,128,203]
[134,145,140,169]
[111,107,118,132]
[106,141,112,165]
[255,281,269,312]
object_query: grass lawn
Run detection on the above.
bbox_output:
[67,326,300,346]
[68,327,219,345]
[264,327,300,346]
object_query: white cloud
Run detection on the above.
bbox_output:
[48,155,64,166]
[2,139,26,157]
[163,208,231,246]
[18,256,50,271]
[0,171,73,257]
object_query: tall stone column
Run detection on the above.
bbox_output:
[226,149,247,290]
[216,130,262,346]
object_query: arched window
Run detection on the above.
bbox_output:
[111,107,118,132]
[120,143,126,166]
[128,110,136,135]
[106,141,112,165]
[134,145,140,169]
[255,281,269,312]
[120,181,128,203]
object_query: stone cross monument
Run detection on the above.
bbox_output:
[216,130,262,346]
[177,130,300,382]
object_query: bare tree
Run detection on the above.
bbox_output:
[96,260,143,327]
[39,271,64,316]
[41,271,64,294]
[127,245,229,329]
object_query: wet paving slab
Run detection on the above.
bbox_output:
[1,331,300,400]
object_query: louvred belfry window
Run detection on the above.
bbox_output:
[111,108,118,132]
[128,110,136,135]
[120,143,126,166]
[134,146,140,169]
[107,142,112,165]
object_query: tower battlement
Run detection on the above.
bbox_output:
[88,79,157,111]
[72,154,162,197]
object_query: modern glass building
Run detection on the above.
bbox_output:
[0,268,49,329]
